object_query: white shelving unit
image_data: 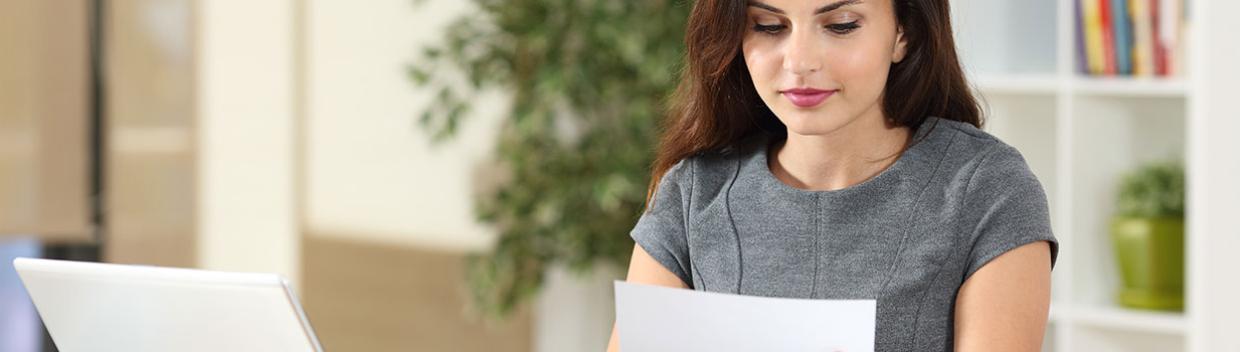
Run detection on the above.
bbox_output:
[953,0,1240,351]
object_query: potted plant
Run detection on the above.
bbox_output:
[1111,162,1185,311]
[407,0,690,319]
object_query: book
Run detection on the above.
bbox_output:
[1113,0,1133,75]
[1078,0,1188,77]
[1160,0,1182,76]
[1151,0,1166,76]
[1083,0,1106,74]
[1130,0,1155,76]
[1100,0,1118,75]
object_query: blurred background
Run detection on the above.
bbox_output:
[2,0,1239,352]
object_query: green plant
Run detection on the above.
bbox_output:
[1115,162,1185,218]
[408,0,690,318]
[1112,162,1186,311]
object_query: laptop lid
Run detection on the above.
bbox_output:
[13,258,323,352]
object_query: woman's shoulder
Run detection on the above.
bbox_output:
[929,118,1043,197]
[662,134,768,192]
[929,118,1058,275]
[930,117,1011,154]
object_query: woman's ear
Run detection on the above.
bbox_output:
[892,26,908,63]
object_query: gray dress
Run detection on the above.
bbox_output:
[630,117,1059,352]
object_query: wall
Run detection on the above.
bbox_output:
[299,0,530,350]
[195,0,300,280]
[303,0,506,252]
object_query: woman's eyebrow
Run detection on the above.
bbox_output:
[747,1,785,14]
[746,0,863,15]
[814,0,862,14]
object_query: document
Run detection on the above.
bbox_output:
[614,281,876,352]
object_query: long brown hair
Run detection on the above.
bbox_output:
[645,0,981,205]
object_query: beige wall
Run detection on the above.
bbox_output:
[8,0,533,349]
[302,235,530,352]
[102,0,503,270]
[303,0,506,252]
[105,0,303,283]
[195,0,299,280]
[298,1,531,350]
[0,0,92,242]
[104,0,198,267]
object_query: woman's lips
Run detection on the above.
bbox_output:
[780,88,836,108]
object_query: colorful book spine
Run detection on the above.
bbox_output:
[1083,0,1105,75]
[1160,0,1182,76]
[1150,0,1166,76]
[1130,0,1155,76]
[1112,0,1133,75]
[1099,0,1118,75]
[1081,0,1186,77]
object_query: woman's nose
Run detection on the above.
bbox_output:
[783,28,823,76]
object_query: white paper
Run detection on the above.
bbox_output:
[614,281,876,352]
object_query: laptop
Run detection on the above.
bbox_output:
[12,258,323,352]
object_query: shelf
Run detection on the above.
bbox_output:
[1057,304,1187,335]
[1071,77,1188,98]
[971,75,1188,97]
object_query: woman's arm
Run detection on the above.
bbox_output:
[607,244,690,352]
[954,241,1053,352]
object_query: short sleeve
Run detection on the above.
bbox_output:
[630,158,694,287]
[962,145,1059,281]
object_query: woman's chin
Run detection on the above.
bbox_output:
[776,111,850,137]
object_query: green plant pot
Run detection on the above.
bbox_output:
[1110,216,1184,311]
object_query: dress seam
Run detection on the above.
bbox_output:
[872,127,957,349]
[811,194,822,298]
[878,131,957,293]
[686,157,705,291]
[726,157,744,294]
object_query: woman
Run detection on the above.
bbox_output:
[607,0,1057,351]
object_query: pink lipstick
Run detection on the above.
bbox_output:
[781,88,836,108]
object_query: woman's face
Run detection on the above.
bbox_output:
[742,0,907,136]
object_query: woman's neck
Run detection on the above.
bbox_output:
[769,114,911,192]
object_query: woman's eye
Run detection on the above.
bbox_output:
[752,23,786,35]
[826,21,861,34]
